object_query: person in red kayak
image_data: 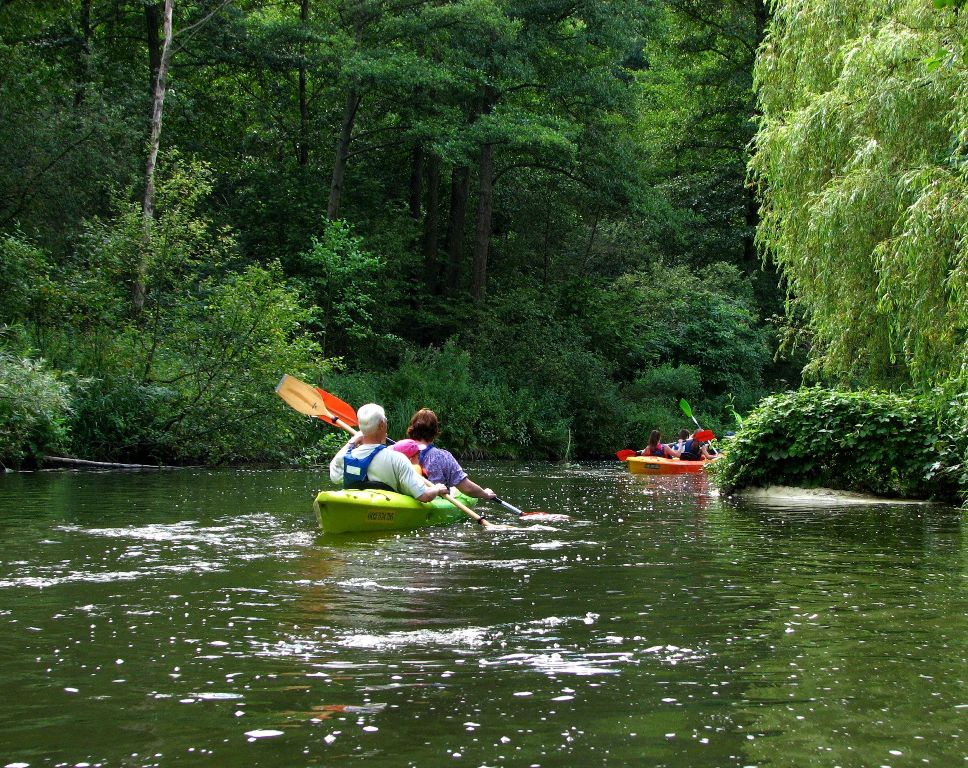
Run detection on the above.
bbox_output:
[330,403,448,502]
[405,408,497,501]
[679,430,715,461]
[638,430,681,458]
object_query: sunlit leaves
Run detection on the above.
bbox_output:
[751,0,968,391]
[715,387,962,500]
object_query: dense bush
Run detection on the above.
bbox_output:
[4,161,325,465]
[0,348,73,469]
[324,342,571,460]
[716,388,964,501]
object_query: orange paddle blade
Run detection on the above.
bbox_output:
[694,429,716,442]
[615,449,637,461]
[316,387,359,427]
[519,511,571,522]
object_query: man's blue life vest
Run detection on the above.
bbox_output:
[343,444,393,491]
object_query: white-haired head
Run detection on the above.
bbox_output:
[357,403,387,436]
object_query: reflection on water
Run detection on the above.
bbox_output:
[0,465,964,767]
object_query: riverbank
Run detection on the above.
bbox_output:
[734,485,938,505]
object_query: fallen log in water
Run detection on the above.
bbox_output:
[43,456,183,470]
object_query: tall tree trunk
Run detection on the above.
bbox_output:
[445,165,471,294]
[298,0,310,167]
[326,87,361,220]
[422,152,441,288]
[471,142,494,302]
[408,144,423,219]
[146,3,162,99]
[136,0,173,311]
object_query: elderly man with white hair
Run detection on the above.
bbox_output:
[329,403,449,502]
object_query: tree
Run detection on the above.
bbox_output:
[751,0,968,389]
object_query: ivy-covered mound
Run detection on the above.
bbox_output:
[716,388,965,502]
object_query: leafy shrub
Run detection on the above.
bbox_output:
[0,349,73,468]
[627,363,702,403]
[589,261,773,399]
[716,388,963,501]
[943,390,968,506]
[324,341,572,459]
[32,160,325,464]
[0,234,54,324]
[288,219,396,362]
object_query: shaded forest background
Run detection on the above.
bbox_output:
[3,0,796,465]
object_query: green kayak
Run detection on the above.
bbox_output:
[313,488,479,534]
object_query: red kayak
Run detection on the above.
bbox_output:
[625,455,720,475]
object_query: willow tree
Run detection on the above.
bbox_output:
[750,0,968,389]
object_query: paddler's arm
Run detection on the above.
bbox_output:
[416,483,449,503]
[455,477,497,500]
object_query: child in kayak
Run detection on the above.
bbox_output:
[671,428,690,453]
[391,438,426,476]
[639,430,681,458]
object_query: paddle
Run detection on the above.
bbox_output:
[492,496,570,522]
[316,387,358,427]
[275,374,515,530]
[276,374,358,433]
[679,398,701,430]
[615,449,637,461]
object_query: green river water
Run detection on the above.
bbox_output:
[0,464,965,767]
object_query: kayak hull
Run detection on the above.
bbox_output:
[625,455,720,475]
[313,489,478,534]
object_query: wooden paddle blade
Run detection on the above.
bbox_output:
[615,449,637,461]
[316,387,359,427]
[276,375,335,420]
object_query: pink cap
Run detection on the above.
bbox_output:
[391,438,421,458]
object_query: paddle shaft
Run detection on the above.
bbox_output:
[494,496,524,516]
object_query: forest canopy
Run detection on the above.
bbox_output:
[1,0,787,467]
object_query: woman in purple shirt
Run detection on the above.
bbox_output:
[406,409,497,501]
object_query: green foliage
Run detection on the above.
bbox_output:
[0,234,53,323]
[948,391,968,500]
[590,261,773,408]
[0,348,73,469]
[716,388,964,501]
[328,341,570,459]
[751,0,968,392]
[463,284,628,456]
[34,160,324,464]
[289,220,394,361]
[67,259,323,464]
[0,0,790,466]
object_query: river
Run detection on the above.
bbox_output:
[0,463,964,767]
